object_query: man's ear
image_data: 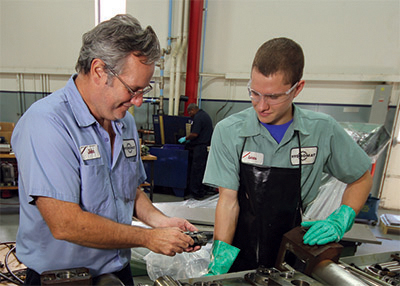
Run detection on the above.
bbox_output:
[90,58,107,85]
[293,80,305,99]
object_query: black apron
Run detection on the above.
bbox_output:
[230,132,303,272]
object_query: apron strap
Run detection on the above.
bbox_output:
[295,130,304,219]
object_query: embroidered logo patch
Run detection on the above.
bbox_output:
[290,147,318,165]
[80,144,101,160]
[122,139,137,158]
[241,151,264,165]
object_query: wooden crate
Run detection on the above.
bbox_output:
[380,214,400,234]
[0,122,15,144]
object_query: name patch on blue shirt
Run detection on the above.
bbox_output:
[80,144,101,160]
[122,139,137,158]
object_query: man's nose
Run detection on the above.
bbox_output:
[258,95,271,107]
[131,95,144,107]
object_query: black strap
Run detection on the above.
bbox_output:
[295,130,304,215]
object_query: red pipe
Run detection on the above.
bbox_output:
[184,0,204,115]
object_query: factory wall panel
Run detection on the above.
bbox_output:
[0,0,94,73]
[1,0,399,207]
[126,0,170,47]
[202,0,399,77]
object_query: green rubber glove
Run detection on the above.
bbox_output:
[301,205,356,246]
[205,240,240,276]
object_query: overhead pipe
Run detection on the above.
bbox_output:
[158,0,173,114]
[168,0,184,115]
[164,0,174,115]
[184,0,204,115]
[198,0,208,109]
[167,0,173,48]
[173,0,190,116]
[158,53,165,114]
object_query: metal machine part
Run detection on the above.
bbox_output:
[153,275,183,286]
[154,266,322,286]
[1,162,14,185]
[275,226,343,276]
[244,266,323,286]
[363,256,400,286]
[275,226,397,286]
[312,260,368,285]
[341,263,394,286]
[340,252,400,286]
[40,267,92,285]
[94,273,125,286]
[184,231,213,247]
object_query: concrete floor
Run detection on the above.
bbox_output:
[1,191,399,285]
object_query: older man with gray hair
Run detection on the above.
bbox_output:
[12,14,199,285]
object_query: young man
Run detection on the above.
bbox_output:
[12,15,199,286]
[203,37,372,274]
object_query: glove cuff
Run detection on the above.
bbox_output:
[207,240,240,275]
[329,204,356,233]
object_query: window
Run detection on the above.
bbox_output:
[95,0,126,25]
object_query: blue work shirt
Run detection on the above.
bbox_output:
[11,75,146,276]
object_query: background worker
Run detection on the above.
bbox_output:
[203,37,373,275]
[179,103,213,199]
[11,14,199,286]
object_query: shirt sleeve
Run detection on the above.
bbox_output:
[13,110,81,204]
[203,121,241,191]
[323,119,372,183]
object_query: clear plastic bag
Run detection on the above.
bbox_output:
[144,247,211,281]
[303,175,346,221]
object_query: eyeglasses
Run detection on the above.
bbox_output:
[109,68,153,98]
[247,80,299,105]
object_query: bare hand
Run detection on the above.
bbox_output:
[159,217,198,232]
[165,217,202,252]
[145,227,195,256]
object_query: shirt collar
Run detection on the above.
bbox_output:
[291,104,311,136]
[239,107,262,137]
[64,74,97,128]
[238,105,311,137]
[64,74,125,131]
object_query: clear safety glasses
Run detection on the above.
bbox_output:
[247,80,299,105]
[109,68,153,98]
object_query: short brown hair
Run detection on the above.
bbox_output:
[252,37,304,85]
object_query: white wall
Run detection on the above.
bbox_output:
[1,0,399,100]
[1,0,400,208]
[1,0,95,91]
[380,103,400,210]
[1,0,94,73]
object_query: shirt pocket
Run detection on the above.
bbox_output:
[113,159,139,203]
[80,164,112,213]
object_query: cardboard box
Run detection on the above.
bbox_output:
[0,122,15,144]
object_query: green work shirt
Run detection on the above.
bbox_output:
[203,105,372,209]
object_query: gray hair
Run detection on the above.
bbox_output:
[187,103,199,112]
[75,14,161,75]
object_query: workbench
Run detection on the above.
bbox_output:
[141,154,157,201]
[0,153,18,197]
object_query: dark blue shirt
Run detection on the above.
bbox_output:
[189,109,213,146]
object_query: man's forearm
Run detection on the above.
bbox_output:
[186,133,198,141]
[214,187,239,244]
[134,187,169,228]
[341,170,373,214]
[36,196,154,249]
